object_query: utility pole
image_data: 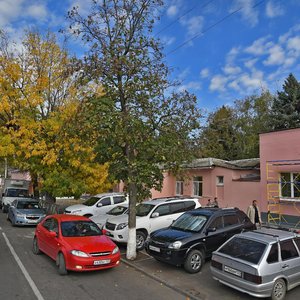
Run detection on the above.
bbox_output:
[4,157,7,178]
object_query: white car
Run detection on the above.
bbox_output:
[64,193,128,217]
[90,203,129,229]
[104,197,201,250]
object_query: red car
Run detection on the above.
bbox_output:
[32,214,121,275]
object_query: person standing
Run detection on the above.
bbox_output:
[247,200,262,228]
[212,197,219,208]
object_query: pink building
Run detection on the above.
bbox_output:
[151,158,260,213]
[260,128,300,225]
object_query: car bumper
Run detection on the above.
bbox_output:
[66,252,121,272]
[211,266,273,298]
[105,229,128,243]
[145,244,186,266]
[13,216,45,226]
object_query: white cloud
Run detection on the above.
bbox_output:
[226,47,241,64]
[209,75,228,92]
[231,0,259,27]
[161,35,176,46]
[266,1,285,18]
[244,58,258,69]
[223,65,241,75]
[180,15,204,37]
[167,5,178,17]
[178,81,201,92]
[287,36,300,53]
[244,37,271,55]
[177,68,190,81]
[25,4,48,21]
[200,68,210,78]
[263,45,285,66]
[0,0,25,27]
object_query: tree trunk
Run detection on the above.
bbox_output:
[126,181,137,260]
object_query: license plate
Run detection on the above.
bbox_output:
[149,245,160,252]
[94,259,111,265]
[27,220,37,223]
[224,265,242,277]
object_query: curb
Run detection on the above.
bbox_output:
[120,257,205,300]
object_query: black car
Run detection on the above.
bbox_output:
[145,207,255,273]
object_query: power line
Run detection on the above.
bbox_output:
[155,0,216,37]
[167,0,266,56]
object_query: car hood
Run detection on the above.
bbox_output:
[106,214,128,224]
[65,204,87,212]
[151,228,194,242]
[17,209,45,215]
[63,235,117,252]
[90,214,110,223]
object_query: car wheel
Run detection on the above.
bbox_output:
[32,236,42,255]
[136,231,147,251]
[57,253,68,275]
[271,278,286,300]
[184,249,204,273]
[2,205,7,213]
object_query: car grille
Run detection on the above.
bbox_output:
[26,216,40,220]
[151,239,167,247]
[64,210,71,214]
[105,222,116,231]
[90,251,111,257]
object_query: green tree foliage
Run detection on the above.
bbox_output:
[67,0,201,259]
[198,92,272,160]
[271,73,300,130]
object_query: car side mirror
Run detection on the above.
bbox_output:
[97,203,103,207]
[151,212,160,218]
[48,231,57,238]
[206,227,216,235]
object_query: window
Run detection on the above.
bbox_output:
[184,201,197,211]
[170,202,185,213]
[176,181,183,195]
[43,218,53,231]
[153,204,170,217]
[280,239,299,261]
[223,215,239,227]
[280,173,300,198]
[193,176,203,197]
[113,196,126,204]
[267,244,278,264]
[216,176,224,186]
[209,216,223,230]
[98,197,111,206]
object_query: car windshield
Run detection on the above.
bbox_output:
[136,203,155,216]
[6,189,29,197]
[218,237,267,264]
[171,213,207,232]
[61,221,102,237]
[108,205,128,216]
[16,201,40,209]
[83,196,100,206]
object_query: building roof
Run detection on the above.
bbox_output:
[182,158,260,170]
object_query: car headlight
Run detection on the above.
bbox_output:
[112,246,119,255]
[168,241,182,249]
[70,250,89,257]
[116,222,128,230]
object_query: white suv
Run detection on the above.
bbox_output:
[104,197,201,250]
[64,193,128,217]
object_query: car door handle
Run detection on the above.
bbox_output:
[282,264,289,269]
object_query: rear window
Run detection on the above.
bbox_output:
[218,237,267,264]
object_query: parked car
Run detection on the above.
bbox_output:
[104,197,201,250]
[90,203,129,229]
[145,207,255,273]
[7,198,46,226]
[210,227,300,300]
[64,193,128,217]
[32,214,120,275]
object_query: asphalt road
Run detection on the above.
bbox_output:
[0,214,187,300]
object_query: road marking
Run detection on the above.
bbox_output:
[2,232,45,300]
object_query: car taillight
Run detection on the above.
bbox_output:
[243,272,262,284]
[211,259,222,270]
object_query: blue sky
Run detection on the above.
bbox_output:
[1,0,300,112]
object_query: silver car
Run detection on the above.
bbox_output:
[7,198,46,226]
[210,228,300,300]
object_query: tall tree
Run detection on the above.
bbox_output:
[271,73,300,130]
[0,30,112,199]
[67,0,201,259]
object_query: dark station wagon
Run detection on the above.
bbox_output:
[145,207,255,273]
